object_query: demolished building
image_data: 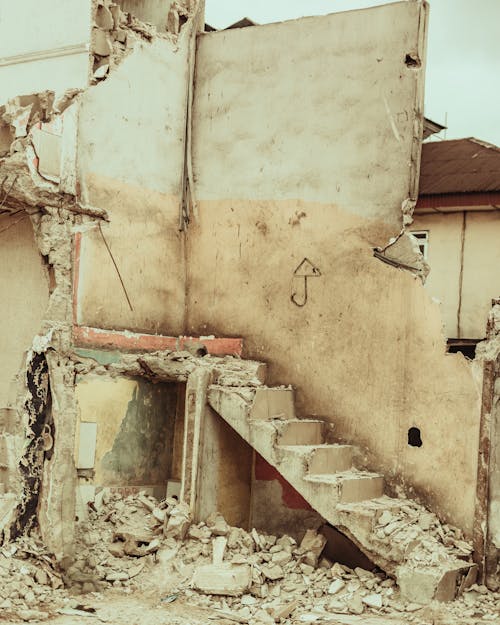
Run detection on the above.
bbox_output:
[0,0,499,617]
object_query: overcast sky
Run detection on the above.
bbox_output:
[205,0,500,145]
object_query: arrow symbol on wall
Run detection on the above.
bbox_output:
[291,258,321,307]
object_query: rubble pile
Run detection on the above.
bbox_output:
[0,534,65,621]
[371,499,474,562]
[68,492,500,623]
[0,492,498,623]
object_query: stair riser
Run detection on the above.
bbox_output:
[278,422,323,446]
[309,446,353,474]
[340,477,384,503]
[251,388,295,420]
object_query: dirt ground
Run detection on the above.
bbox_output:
[0,589,496,625]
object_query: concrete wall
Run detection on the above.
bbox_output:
[197,408,253,528]
[0,216,49,409]
[76,36,190,334]
[186,2,482,534]
[412,210,500,339]
[75,374,181,494]
[0,0,91,103]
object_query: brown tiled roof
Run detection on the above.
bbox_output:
[419,138,500,195]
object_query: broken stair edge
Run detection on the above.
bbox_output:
[208,384,475,603]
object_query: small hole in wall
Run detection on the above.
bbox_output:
[408,427,422,447]
[405,53,421,68]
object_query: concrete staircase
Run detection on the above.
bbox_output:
[208,385,476,604]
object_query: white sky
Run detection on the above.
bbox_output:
[205,0,500,146]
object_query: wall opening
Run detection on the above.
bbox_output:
[75,376,185,506]
[447,339,479,360]
[408,427,423,448]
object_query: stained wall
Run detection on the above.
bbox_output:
[75,35,190,335]
[0,217,49,410]
[186,2,482,533]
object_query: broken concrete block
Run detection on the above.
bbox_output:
[192,563,251,596]
[212,536,227,565]
[328,579,345,595]
[96,5,114,30]
[207,512,230,536]
[362,593,383,608]
[298,529,326,566]
[92,28,113,56]
[271,599,299,621]
[164,502,191,540]
[261,563,284,581]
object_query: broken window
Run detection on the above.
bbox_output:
[410,230,429,260]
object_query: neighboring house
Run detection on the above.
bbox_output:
[412,138,500,355]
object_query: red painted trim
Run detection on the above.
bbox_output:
[72,231,82,325]
[72,325,243,356]
[254,453,312,510]
[417,192,500,209]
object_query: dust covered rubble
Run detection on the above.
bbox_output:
[371,499,474,563]
[61,492,500,623]
[0,492,498,623]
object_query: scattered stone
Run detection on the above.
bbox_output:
[164,502,191,540]
[261,564,284,581]
[328,579,345,595]
[362,593,383,608]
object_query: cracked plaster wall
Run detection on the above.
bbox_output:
[185,2,482,535]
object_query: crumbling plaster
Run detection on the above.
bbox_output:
[0,0,203,559]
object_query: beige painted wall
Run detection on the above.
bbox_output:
[76,37,190,334]
[412,210,500,339]
[0,0,91,103]
[461,212,500,338]
[186,3,482,534]
[411,212,463,337]
[0,216,49,408]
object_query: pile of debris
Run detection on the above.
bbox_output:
[68,491,500,622]
[0,491,499,623]
[0,534,66,621]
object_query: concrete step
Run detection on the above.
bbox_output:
[250,387,295,420]
[304,471,384,503]
[277,419,323,446]
[277,444,354,474]
[208,383,475,603]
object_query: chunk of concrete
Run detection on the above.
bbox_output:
[192,563,251,596]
